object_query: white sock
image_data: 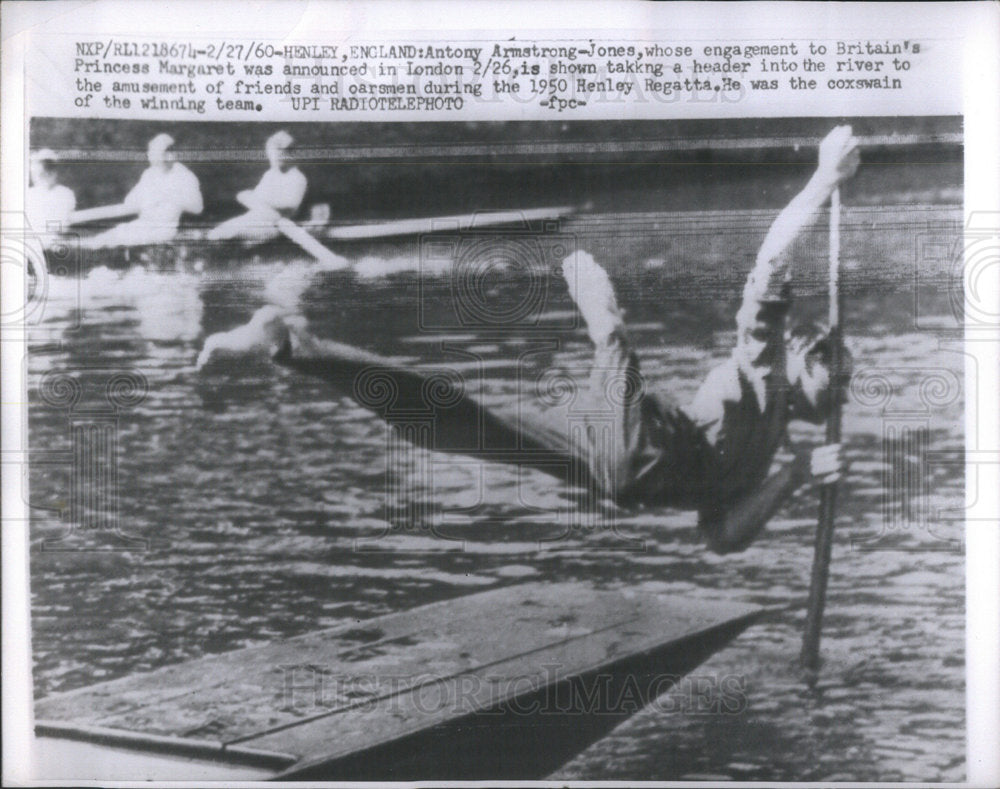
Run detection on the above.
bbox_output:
[196,305,290,368]
[561,251,623,346]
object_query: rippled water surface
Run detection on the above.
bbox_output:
[28,207,964,781]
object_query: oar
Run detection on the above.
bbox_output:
[236,193,344,268]
[800,187,844,681]
[325,205,576,241]
[68,203,137,225]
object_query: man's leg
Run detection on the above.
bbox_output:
[278,326,594,481]
[198,306,590,481]
[561,252,653,501]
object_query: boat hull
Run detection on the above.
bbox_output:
[45,234,313,275]
[45,206,576,275]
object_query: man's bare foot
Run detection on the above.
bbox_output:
[561,251,624,347]
[197,305,291,369]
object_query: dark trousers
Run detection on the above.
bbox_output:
[274,332,707,506]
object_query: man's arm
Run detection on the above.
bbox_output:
[182,169,204,215]
[698,443,844,554]
[698,461,805,554]
[725,125,859,400]
[197,307,583,477]
[742,126,859,306]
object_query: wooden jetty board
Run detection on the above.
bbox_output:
[35,582,761,780]
[32,735,281,781]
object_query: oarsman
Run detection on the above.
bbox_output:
[26,148,76,247]
[199,126,858,555]
[85,133,203,248]
[208,130,308,244]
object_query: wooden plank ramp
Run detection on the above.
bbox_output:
[33,582,762,781]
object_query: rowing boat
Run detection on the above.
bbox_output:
[43,205,576,275]
[33,582,762,781]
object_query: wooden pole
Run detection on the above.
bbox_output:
[800,187,843,679]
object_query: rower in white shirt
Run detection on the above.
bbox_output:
[26,148,76,247]
[208,130,308,244]
[85,133,203,248]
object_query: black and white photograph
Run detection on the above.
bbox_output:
[2,2,998,786]
[16,113,968,782]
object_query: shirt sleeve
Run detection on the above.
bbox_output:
[688,254,793,433]
[686,357,742,444]
[732,251,793,381]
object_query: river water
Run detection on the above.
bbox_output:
[27,206,965,781]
